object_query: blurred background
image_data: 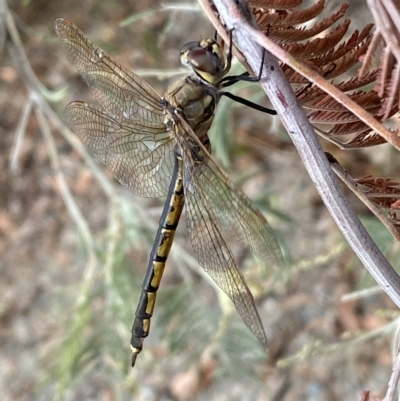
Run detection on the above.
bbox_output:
[1,0,400,400]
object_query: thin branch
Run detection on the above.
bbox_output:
[9,98,33,172]
[5,8,63,101]
[341,286,383,303]
[383,332,400,401]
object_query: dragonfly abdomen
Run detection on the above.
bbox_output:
[130,157,185,366]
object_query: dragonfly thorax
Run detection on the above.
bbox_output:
[180,38,227,85]
[164,75,218,147]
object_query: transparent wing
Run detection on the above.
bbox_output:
[178,123,282,263]
[66,101,174,197]
[176,119,282,345]
[184,190,268,345]
[55,18,175,196]
[55,18,165,125]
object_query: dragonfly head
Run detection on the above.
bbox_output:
[180,39,227,85]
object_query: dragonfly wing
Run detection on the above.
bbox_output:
[176,122,282,346]
[67,101,174,197]
[183,160,268,346]
[179,130,282,264]
[55,18,165,124]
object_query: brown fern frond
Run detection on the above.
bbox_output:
[253,0,325,28]
[246,1,400,149]
[211,0,399,149]
[258,3,349,42]
[305,88,398,146]
[282,19,351,59]
[316,91,376,109]
[325,121,372,137]
[356,175,400,229]
[320,40,372,79]
[266,4,395,148]
[310,24,373,67]
[335,72,377,92]
[248,0,303,9]
[309,106,381,125]
[296,72,378,104]
[341,132,388,148]
[324,164,400,239]
[306,92,381,114]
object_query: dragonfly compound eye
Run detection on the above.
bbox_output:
[180,39,226,84]
[186,46,224,84]
[180,41,199,55]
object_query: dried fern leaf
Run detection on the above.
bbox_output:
[254,0,325,28]
[325,121,372,136]
[350,174,400,236]
[305,91,381,111]
[309,106,382,124]
[263,3,349,42]
[282,19,350,59]
[306,28,372,75]
[343,132,389,148]
[297,73,378,106]
[248,0,303,9]
[211,0,397,150]
[357,175,400,209]
[320,41,372,79]
[335,72,378,92]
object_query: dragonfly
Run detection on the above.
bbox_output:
[55,18,282,367]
